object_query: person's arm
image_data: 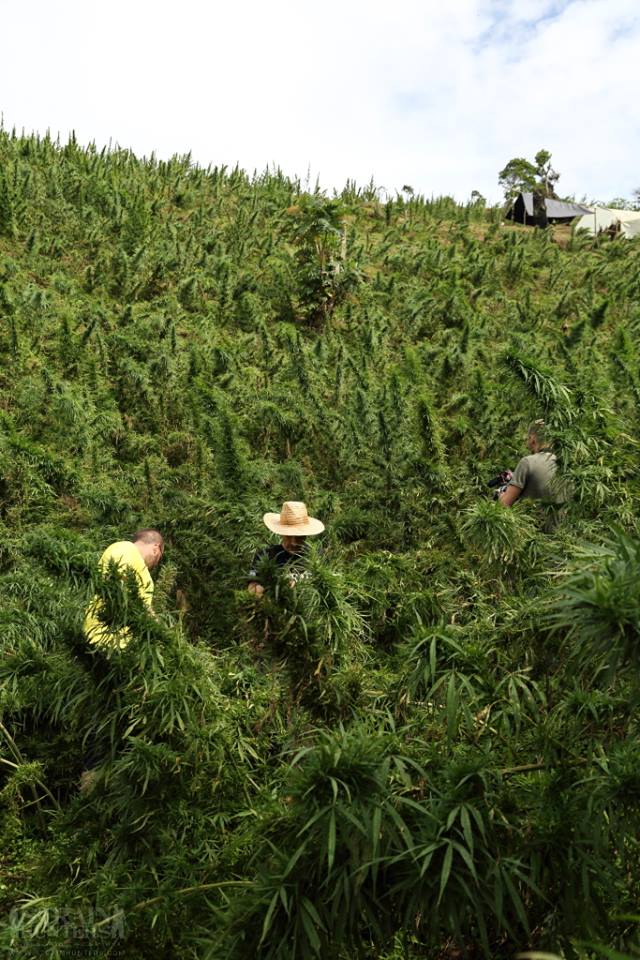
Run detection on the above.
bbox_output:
[247,550,265,598]
[499,457,527,507]
[499,483,522,507]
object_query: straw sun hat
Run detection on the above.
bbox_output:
[263,501,325,537]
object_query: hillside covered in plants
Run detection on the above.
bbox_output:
[0,129,639,960]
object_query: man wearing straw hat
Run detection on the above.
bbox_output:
[247,501,325,598]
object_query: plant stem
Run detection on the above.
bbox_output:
[92,881,253,930]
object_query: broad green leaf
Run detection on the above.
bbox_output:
[259,890,280,947]
[327,810,336,873]
[437,842,454,905]
[460,804,474,854]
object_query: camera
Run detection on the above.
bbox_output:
[487,469,513,489]
[487,470,513,499]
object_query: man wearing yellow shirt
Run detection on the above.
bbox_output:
[84,529,164,649]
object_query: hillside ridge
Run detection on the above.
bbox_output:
[1,130,639,960]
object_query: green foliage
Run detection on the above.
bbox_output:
[460,499,536,570]
[498,148,560,202]
[0,129,638,960]
[286,195,362,326]
[498,156,539,201]
[547,531,640,671]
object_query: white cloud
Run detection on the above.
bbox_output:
[0,0,638,202]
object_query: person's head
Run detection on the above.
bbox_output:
[262,501,324,553]
[282,533,307,554]
[526,419,550,453]
[133,529,164,569]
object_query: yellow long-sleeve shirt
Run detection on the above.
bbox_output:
[84,541,154,649]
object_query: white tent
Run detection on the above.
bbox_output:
[574,206,640,239]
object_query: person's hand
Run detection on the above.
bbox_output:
[248,582,265,599]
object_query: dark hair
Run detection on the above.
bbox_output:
[527,419,548,445]
[133,529,164,547]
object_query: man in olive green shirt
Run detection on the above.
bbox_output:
[499,420,566,507]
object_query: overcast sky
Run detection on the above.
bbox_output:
[1,0,638,203]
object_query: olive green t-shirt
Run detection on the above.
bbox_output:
[509,451,566,503]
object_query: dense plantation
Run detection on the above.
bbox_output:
[0,129,639,960]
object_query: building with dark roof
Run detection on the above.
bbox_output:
[507,192,593,226]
